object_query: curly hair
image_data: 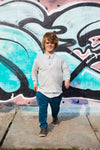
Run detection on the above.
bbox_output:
[42,32,59,51]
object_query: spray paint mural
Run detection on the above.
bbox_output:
[0,0,100,112]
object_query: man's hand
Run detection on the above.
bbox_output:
[65,79,70,89]
[34,84,38,92]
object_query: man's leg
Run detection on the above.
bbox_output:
[50,94,62,119]
[36,92,48,129]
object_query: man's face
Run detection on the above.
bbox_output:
[44,38,55,54]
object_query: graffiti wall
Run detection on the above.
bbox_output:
[0,0,100,113]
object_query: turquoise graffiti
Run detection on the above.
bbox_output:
[0,0,100,105]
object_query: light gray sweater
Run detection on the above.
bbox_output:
[32,53,70,98]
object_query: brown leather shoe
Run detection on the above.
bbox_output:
[52,117,59,126]
[39,127,47,137]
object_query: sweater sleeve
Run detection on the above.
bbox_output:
[61,58,70,80]
[32,58,39,84]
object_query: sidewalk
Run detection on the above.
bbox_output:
[0,109,100,150]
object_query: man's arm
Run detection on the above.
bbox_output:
[34,84,38,92]
[32,59,38,92]
[62,58,70,89]
[65,79,70,89]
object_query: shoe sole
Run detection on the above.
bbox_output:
[39,134,46,137]
[52,123,59,126]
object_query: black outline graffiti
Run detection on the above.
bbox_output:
[0,55,35,100]
[0,0,100,100]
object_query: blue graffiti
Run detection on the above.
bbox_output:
[0,0,100,100]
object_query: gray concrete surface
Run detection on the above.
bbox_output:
[0,109,100,149]
[0,110,15,143]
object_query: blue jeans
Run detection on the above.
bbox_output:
[36,91,62,129]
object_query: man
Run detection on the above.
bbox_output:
[32,32,70,137]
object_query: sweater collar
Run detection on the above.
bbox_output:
[44,53,55,59]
